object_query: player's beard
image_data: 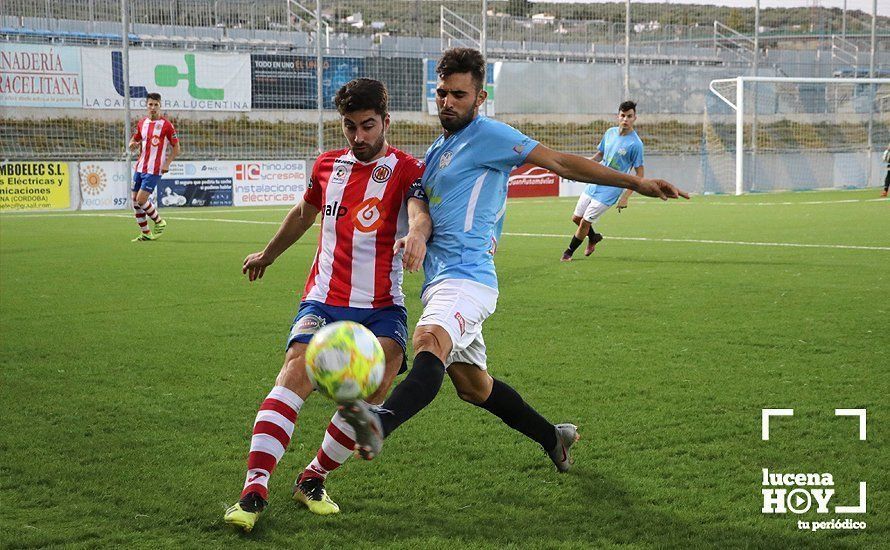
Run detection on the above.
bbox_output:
[352,133,386,162]
[439,107,475,134]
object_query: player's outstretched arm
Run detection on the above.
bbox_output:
[617,166,643,212]
[526,144,689,201]
[243,200,319,281]
[394,199,432,273]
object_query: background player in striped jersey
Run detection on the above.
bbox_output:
[224,78,431,531]
[127,92,179,241]
[340,48,688,477]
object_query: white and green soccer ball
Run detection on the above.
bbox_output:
[305,321,385,403]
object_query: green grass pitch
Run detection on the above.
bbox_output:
[1,189,887,548]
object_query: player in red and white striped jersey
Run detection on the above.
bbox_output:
[300,144,426,309]
[224,78,431,532]
[127,92,180,242]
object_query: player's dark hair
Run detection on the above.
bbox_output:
[619,100,637,113]
[146,92,161,102]
[437,48,486,91]
[334,78,388,117]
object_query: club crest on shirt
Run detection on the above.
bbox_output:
[372,164,392,183]
[331,164,348,184]
[439,151,453,169]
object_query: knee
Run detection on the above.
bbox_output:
[412,329,443,356]
[282,348,306,375]
[449,370,492,405]
[455,386,486,404]
[453,380,488,404]
[571,215,582,225]
[275,347,310,389]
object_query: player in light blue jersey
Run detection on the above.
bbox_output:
[562,100,644,261]
[340,48,688,475]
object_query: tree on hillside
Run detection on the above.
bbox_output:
[506,0,532,18]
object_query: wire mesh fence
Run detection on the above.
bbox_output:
[1,0,888,196]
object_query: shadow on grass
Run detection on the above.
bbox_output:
[206,462,862,548]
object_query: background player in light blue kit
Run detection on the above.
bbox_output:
[340,48,688,476]
[562,100,644,261]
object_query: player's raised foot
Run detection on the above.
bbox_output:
[584,233,604,256]
[547,423,580,473]
[153,219,167,236]
[881,190,888,198]
[560,251,573,262]
[224,491,267,532]
[338,401,383,460]
[293,475,340,515]
[131,232,157,242]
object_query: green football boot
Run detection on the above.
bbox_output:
[224,492,267,532]
[131,232,157,242]
[293,476,341,515]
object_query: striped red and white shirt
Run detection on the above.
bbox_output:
[132,117,178,175]
[302,146,426,309]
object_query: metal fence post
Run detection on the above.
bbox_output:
[121,0,132,180]
[866,0,876,188]
[624,0,630,99]
[315,0,323,156]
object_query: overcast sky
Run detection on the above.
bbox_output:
[531,1,887,17]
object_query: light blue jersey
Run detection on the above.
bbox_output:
[422,115,538,291]
[584,127,644,206]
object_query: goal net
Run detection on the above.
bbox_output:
[705,76,890,195]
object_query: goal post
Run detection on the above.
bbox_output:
[708,76,890,195]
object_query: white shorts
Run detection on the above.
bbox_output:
[416,278,499,369]
[573,194,611,223]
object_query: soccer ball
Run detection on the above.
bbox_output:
[305,321,385,403]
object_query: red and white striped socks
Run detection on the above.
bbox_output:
[300,411,357,481]
[241,386,304,500]
[133,203,150,234]
[138,199,162,224]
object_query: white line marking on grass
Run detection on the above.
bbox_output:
[503,232,890,251]
[165,216,281,225]
[688,198,886,206]
[4,211,886,251]
[511,197,887,206]
[162,207,292,214]
[3,197,883,218]
[0,212,130,219]
[0,212,283,225]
